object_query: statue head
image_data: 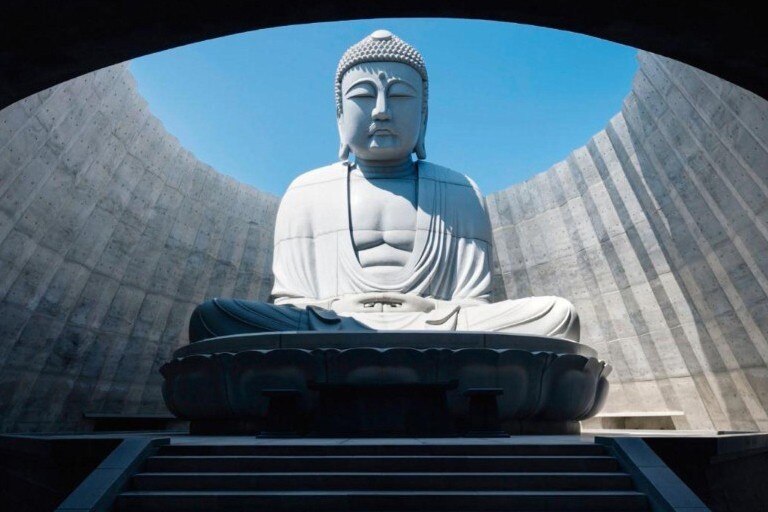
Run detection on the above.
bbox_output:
[335,30,428,162]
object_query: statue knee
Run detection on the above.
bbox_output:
[189,299,219,342]
[189,298,310,340]
[549,296,580,342]
[551,296,577,317]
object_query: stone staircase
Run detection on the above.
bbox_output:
[114,441,650,511]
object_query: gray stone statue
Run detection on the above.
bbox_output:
[190,30,580,341]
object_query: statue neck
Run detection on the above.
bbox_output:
[351,157,417,179]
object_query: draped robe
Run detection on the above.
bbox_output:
[267,161,579,337]
[188,161,579,341]
[272,161,492,305]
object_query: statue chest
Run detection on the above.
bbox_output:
[348,175,417,269]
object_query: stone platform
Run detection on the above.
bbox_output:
[161,332,610,436]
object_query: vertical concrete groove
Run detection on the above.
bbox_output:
[604,116,721,429]
[638,56,768,295]
[632,64,768,374]
[620,94,765,429]
[584,135,692,421]
[488,51,768,430]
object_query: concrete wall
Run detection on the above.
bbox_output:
[488,52,768,431]
[1,50,767,432]
[0,64,279,432]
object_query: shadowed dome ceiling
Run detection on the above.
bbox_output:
[0,1,765,109]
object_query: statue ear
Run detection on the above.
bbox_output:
[337,115,350,161]
[414,110,427,160]
[339,142,350,161]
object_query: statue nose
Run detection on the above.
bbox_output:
[372,92,390,120]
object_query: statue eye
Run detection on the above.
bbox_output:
[346,85,375,99]
[388,83,416,98]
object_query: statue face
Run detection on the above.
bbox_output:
[339,61,423,163]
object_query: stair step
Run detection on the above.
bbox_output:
[132,471,634,491]
[145,455,619,473]
[116,490,649,511]
[158,443,607,457]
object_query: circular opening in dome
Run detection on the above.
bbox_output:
[131,18,638,195]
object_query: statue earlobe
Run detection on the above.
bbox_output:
[414,111,427,160]
[415,139,426,160]
[339,142,350,161]
[337,115,350,161]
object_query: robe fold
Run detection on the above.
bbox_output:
[272,161,493,305]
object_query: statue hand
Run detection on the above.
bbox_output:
[332,292,436,313]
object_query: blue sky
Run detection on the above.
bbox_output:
[131,18,638,196]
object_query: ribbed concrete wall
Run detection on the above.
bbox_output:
[0,64,279,432]
[488,52,768,431]
[1,51,767,433]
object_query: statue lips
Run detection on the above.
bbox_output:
[369,124,396,137]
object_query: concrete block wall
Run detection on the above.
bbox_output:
[488,52,768,431]
[0,64,279,432]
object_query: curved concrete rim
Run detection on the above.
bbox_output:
[174,331,597,358]
[1,2,765,109]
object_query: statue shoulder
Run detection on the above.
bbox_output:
[275,162,348,239]
[278,161,346,214]
[418,161,485,198]
[285,162,348,191]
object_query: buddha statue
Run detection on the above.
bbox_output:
[189,30,580,342]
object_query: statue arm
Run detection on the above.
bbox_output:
[270,164,347,304]
[274,295,335,309]
[270,182,319,303]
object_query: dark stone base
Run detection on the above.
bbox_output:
[162,332,610,436]
[310,382,456,437]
